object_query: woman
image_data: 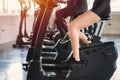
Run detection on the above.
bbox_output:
[55,0,88,37]
[67,0,111,62]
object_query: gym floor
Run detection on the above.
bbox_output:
[0,35,120,80]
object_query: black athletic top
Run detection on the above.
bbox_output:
[92,0,111,19]
[67,0,88,15]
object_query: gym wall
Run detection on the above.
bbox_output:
[0,12,120,44]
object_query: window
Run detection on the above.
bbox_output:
[88,0,120,12]
[0,0,3,10]
[0,0,120,14]
[111,0,120,12]
[0,0,20,14]
[0,0,34,14]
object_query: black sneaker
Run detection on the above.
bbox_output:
[69,58,81,64]
[62,57,80,64]
[65,58,83,69]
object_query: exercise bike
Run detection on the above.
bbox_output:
[26,0,118,80]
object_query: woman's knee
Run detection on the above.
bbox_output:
[68,23,79,32]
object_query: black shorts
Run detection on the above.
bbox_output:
[91,0,111,19]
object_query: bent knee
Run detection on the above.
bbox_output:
[68,23,80,32]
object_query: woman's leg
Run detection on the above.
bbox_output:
[68,10,101,61]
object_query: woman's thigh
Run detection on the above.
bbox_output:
[69,10,101,30]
